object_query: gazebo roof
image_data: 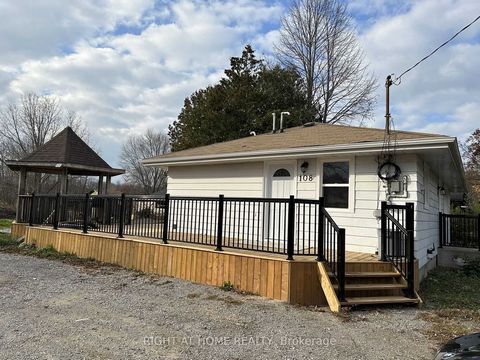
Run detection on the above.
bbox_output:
[6,127,124,176]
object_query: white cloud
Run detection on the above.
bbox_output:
[358,0,480,142]
[1,0,478,167]
[0,0,283,165]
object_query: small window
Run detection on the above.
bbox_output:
[273,168,291,177]
[322,161,349,208]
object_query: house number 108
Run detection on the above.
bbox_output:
[298,175,314,182]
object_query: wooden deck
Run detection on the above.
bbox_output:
[11,223,419,312]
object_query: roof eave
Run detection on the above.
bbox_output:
[5,160,125,176]
[448,138,467,192]
[142,137,456,167]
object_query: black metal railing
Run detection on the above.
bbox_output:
[381,202,415,298]
[317,198,346,302]
[166,196,218,246]
[439,213,480,250]
[17,193,346,291]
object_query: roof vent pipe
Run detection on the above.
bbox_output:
[272,113,276,133]
[280,112,290,133]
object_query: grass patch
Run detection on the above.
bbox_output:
[0,233,19,247]
[420,267,480,311]
[0,233,113,269]
[419,267,480,345]
[0,218,13,228]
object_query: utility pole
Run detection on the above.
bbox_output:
[385,75,393,135]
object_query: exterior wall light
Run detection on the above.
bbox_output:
[300,161,309,174]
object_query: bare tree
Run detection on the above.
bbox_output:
[0,93,91,205]
[275,0,377,124]
[120,129,169,194]
[0,93,90,159]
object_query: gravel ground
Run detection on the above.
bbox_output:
[0,252,437,360]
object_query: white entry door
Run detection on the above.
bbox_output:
[267,164,294,244]
[268,165,294,198]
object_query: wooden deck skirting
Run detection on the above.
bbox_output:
[13,224,328,307]
[11,224,420,310]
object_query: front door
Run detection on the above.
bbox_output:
[267,164,294,243]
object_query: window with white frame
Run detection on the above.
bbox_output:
[322,161,349,208]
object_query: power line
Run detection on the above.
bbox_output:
[395,14,480,82]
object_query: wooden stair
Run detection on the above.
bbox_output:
[319,261,421,311]
[341,296,420,306]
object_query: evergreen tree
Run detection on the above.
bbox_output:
[169,45,308,151]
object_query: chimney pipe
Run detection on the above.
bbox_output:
[280,112,290,133]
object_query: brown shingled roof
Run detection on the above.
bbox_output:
[6,127,124,176]
[145,123,448,163]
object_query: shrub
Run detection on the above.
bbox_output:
[220,281,235,292]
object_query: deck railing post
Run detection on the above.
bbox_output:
[29,193,35,226]
[337,228,346,302]
[162,194,170,244]
[380,201,387,261]
[286,195,295,260]
[438,212,443,248]
[216,195,224,251]
[405,202,415,298]
[118,193,126,239]
[316,197,325,261]
[82,193,90,234]
[53,193,60,230]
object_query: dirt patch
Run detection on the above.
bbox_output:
[418,309,480,345]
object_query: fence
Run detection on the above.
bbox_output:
[439,213,480,250]
[17,193,346,297]
[380,202,415,298]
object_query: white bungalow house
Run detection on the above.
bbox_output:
[143,122,466,279]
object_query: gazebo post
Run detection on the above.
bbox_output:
[59,169,68,194]
[105,175,111,195]
[15,168,27,222]
[98,176,104,195]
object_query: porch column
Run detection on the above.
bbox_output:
[105,175,111,194]
[98,176,104,195]
[15,168,27,222]
[59,170,68,194]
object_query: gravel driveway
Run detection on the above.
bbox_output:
[0,252,437,360]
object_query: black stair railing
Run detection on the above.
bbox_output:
[381,202,415,298]
[317,197,346,302]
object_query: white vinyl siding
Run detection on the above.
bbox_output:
[167,162,264,197]
[165,153,446,269]
[414,158,448,268]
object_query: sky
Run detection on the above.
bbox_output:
[0,0,479,167]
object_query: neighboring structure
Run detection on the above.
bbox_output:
[144,122,466,278]
[6,126,124,221]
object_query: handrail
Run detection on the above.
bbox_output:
[384,212,408,236]
[381,201,415,298]
[320,207,340,231]
[318,199,346,302]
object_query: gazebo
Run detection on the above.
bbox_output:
[6,127,125,219]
